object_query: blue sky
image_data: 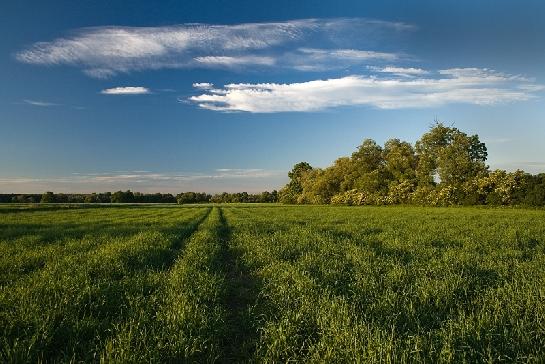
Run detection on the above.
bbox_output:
[1,0,544,193]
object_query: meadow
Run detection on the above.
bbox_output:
[1,204,544,363]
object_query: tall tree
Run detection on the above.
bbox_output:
[383,139,418,182]
[416,123,487,185]
[280,162,313,203]
[349,139,387,194]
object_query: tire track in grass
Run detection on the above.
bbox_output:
[217,207,262,362]
[102,207,263,362]
[0,208,205,286]
[101,206,224,362]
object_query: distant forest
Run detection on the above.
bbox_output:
[0,190,279,204]
[279,123,545,206]
[2,123,544,207]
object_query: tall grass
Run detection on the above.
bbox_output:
[1,205,544,362]
[0,206,208,362]
[223,206,545,362]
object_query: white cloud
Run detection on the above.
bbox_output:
[286,48,401,71]
[369,66,429,77]
[488,161,545,174]
[194,55,276,67]
[192,82,214,90]
[299,48,399,61]
[213,169,274,177]
[518,84,545,92]
[190,68,541,112]
[23,99,59,107]
[482,137,512,144]
[15,18,413,77]
[101,86,150,95]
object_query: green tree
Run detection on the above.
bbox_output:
[524,174,545,206]
[40,191,55,203]
[111,190,135,203]
[279,162,313,204]
[348,139,388,195]
[383,139,417,182]
[84,193,98,203]
[416,123,487,186]
[352,139,384,171]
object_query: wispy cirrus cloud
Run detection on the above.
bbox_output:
[488,161,545,174]
[194,56,276,67]
[78,169,280,182]
[100,86,150,95]
[299,48,400,61]
[15,18,413,77]
[368,66,429,77]
[22,99,60,107]
[189,68,541,112]
[482,137,513,144]
[288,48,401,71]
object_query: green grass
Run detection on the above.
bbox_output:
[1,205,544,362]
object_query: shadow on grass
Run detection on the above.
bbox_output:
[217,208,263,362]
[369,240,413,265]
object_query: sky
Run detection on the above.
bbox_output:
[1,0,544,193]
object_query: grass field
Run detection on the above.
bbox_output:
[1,205,544,362]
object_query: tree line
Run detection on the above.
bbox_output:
[0,190,279,204]
[278,122,545,206]
[3,122,543,207]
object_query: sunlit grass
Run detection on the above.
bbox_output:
[1,205,544,362]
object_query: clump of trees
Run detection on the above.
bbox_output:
[208,191,278,203]
[176,192,212,204]
[279,122,545,207]
[177,191,278,204]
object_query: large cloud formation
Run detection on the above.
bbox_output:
[189,69,541,112]
[16,18,410,77]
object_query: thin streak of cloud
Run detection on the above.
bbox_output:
[298,48,399,61]
[194,55,276,67]
[488,161,545,174]
[368,65,429,77]
[100,86,150,95]
[23,99,60,107]
[482,137,513,144]
[287,48,402,71]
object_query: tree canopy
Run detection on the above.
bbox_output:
[280,122,545,207]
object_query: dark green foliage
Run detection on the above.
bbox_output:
[209,191,278,203]
[279,162,313,203]
[40,191,56,203]
[111,190,135,203]
[525,184,545,206]
[523,174,545,206]
[1,191,279,205]
[176,191,211,204]
[486,191,503,205]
